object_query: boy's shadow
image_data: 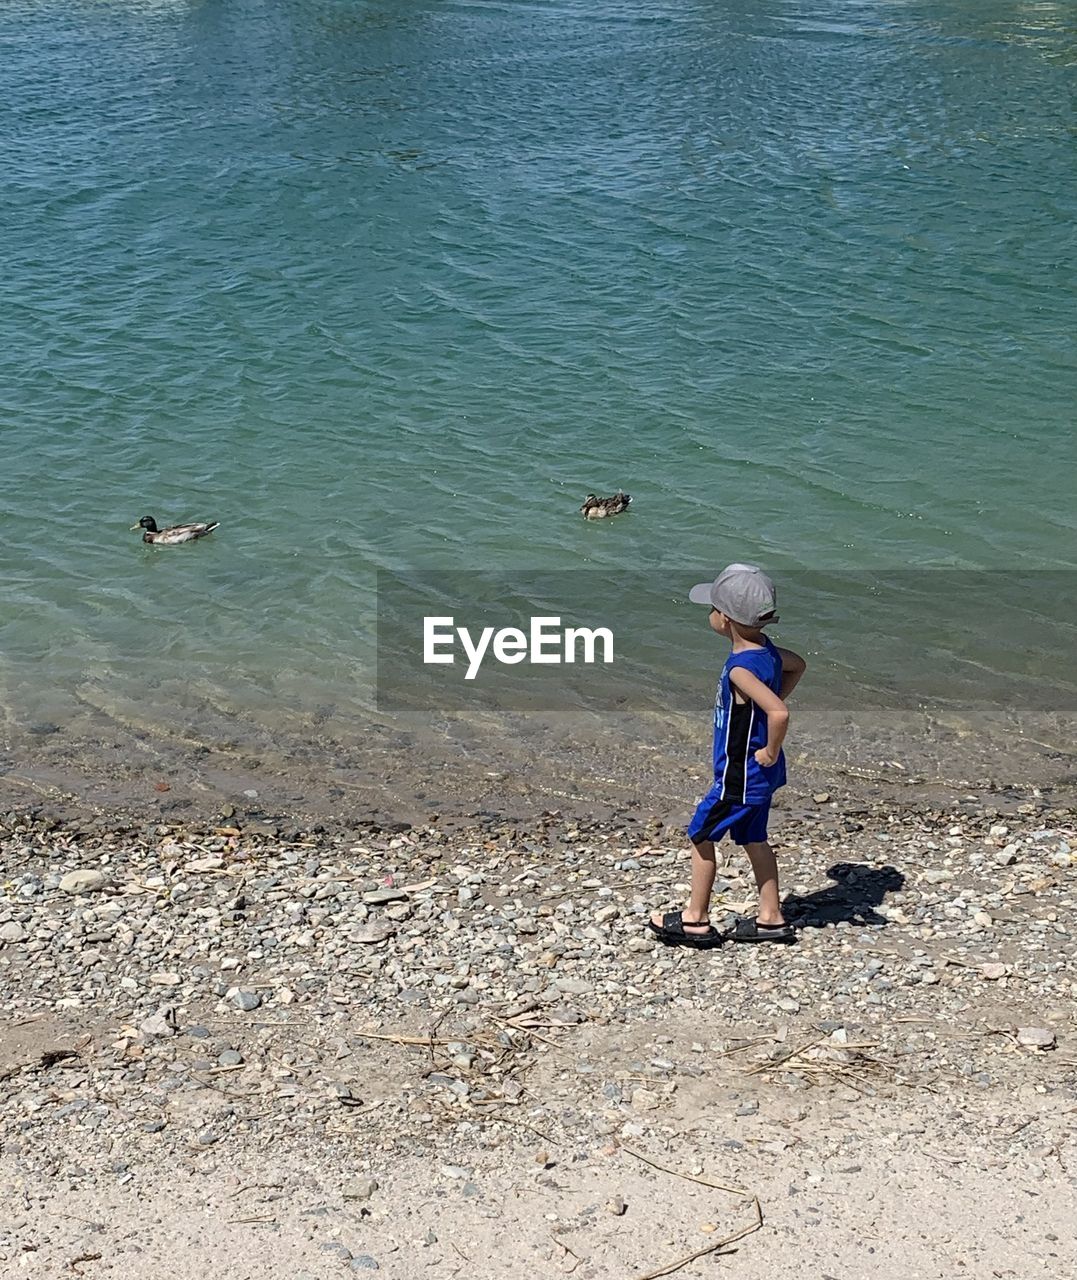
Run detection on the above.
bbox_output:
[782,863,905,929]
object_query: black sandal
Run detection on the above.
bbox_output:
[646,910,723,950]
[729,916,796,944]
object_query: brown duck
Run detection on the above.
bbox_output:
[131,516,220,545]
[580,492,631,520]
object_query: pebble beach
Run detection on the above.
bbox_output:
[2,766,1075,1278]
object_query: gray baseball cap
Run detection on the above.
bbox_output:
[689,563,780,626]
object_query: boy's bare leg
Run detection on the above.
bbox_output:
[686,838,716,924]
[650,838,716,934]
[742,840,785,926]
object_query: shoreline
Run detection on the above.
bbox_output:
[3,696,1074,838]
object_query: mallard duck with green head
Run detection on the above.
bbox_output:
[131,515,220,545]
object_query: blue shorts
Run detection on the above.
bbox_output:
[687,788,771,846]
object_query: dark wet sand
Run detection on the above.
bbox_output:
[2,696,1073,834]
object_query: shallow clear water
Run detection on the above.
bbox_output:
[1,0,1075,755]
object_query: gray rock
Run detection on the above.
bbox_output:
[342,1176,378,1201]
[232,990,262,1012]
[631,1088,660,1110]
[0,921,26,943]
[349,1258,379,1272]
[196,1127,221,1145]
[218,1049,244,1067]
[139,1007,176,1038]
[363,888,408,906]
[59,869,107,894]
[186,857,224,873]
[1016,1027,1056,1050]
[353,921,395,944]
[553,978,592,995]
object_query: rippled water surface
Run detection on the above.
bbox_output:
[1,0,1075,758]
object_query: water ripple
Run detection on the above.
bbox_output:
[0,0,1074,748]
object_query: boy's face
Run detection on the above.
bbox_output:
[708,607,732,637]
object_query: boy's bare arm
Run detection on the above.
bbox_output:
[775,646,807,701]
[729,667,789,767]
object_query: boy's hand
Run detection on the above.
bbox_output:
[754,746,780,768]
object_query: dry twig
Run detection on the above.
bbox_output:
[490,1015,566,1052]
[551,1234,581,1273]
[712,1036,771,1059]
[744,1035,825,1076]
[621,1145,764,1280]
[229,1181,284,1198]
[354,1030,446,1048]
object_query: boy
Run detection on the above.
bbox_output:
[649,564,806,948]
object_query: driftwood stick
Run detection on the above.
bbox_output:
[353,1030,446,1047]
[633,1209,764,1280]
[621,1145,764,1280]
[620,1145,750,1197]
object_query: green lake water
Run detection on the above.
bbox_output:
[1,0,1075,767]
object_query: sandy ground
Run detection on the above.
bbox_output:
[4,1087,1074,1280]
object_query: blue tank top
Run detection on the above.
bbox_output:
[711,637,787,804]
